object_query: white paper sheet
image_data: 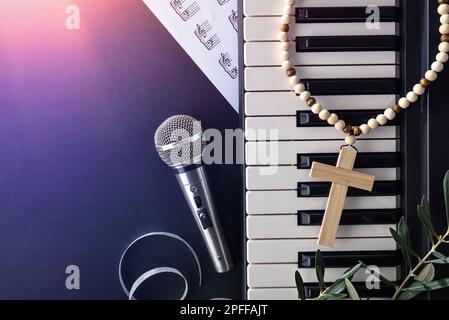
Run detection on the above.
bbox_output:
[143,0,239,112]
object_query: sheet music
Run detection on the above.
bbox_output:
[143,0,239,112]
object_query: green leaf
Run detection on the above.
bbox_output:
[390,228,420,260]
[404,278,449,292]
[398,217,412,271]
[414,263,435,283]
[319,293,347,301]
[444,170,449,227]
[417,196,438,242]
[345,278,361,300]
[433,251,447,260]
[397,289,422,300]
[427,252,449,264]
[295,271,306,300]
[315,250,326,292]
[321,263,363,296]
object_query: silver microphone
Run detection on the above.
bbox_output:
[154,115,233,273]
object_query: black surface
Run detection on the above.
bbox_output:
[296,35,400,52]
[296,7,398,23]
[298,209,401,226]
[299,250,401,268]
[297,152,402,169]
[303,78,399,95]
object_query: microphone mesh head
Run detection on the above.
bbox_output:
[154,115,204,168]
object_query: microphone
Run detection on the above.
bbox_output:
[154,115,233,273]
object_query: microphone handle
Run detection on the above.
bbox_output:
[175,166,233,273]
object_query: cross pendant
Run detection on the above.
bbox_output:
[309,146,375,248]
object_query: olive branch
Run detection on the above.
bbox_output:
[295,170,449,300]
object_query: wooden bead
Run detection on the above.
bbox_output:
[286,68,296,77]
[398,97,411,109]
[343,124,353,134]
[289,75,300,85]
[360,124,370,135]
[299,91,311,101]
[437,52,449,63]
[335,120,346,131]
[432,61,444,72]
[438,4,449,15]
[345,135,356,145]
[294,83,305,94]
[319,109,330,120]
[327,113,338,125]
[440,24,449,34]
[306,97,316,107]
[441,34,449,42]
[368,118,379,129]
[442,14,449,24]
[393,104,402,113]
[439,0,448,4]
[283,5,294,15]
[439,42,449,52]
[420,77,431,88]
[353,127,362,137]
[311,103,322,114]
[280,15,292,24]
[425,70,438,81]
[280,51,290,61]
[279,32,289,42]
[280,41,290,51]
[384,108,396,120]
[406,91,418,103]
[413,84,425,95]
[281,24,290,32]
[376,114,388,126]
[282,60,292,70]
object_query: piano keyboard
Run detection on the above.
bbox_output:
[243,0,401,300]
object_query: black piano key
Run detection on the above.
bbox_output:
[303,283,396,298]
[296,7,398,23]
[297,152,402,169]
[297,181,401,197]
[301,78,399,95]
[299,251,401,268]
[298,209,401,225]
[296,35,400,52]
[297,110,400,127]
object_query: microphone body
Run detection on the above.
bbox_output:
[175,165,233,273]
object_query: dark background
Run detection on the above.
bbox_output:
[0,0,242,299]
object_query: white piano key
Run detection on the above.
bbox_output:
[247,238,396,263]
[247,264,397,287]
[246,140,399,166]
[244,0,399,16]
[245,66,398,92]
[245,93,397,116]
[246,167,398,191]
[247,215,395,239]
[245,117,399,141]
[244,42,399,66]
[244,18,398,41]
[247,288,391,300]
[246,192,398,215]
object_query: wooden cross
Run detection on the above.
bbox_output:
[309,146,375,248]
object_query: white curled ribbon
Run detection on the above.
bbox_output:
[119,232,202,300]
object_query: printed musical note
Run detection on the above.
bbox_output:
[170,0,200,21]
[228,10,238,32]
[219,52,238,79]
[217,0,230,5]
[194,21,221,50]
